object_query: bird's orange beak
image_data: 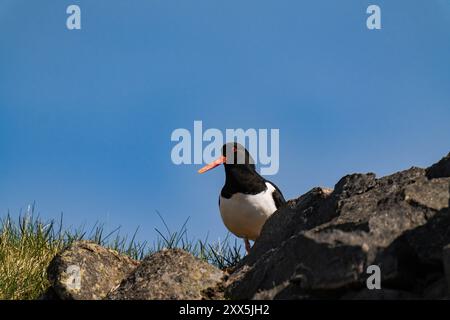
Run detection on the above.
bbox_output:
[198,156,227,174]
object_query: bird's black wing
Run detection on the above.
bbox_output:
[266,180,286,209]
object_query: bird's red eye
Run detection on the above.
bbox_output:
[232,147,237,152]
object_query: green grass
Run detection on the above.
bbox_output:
[0,204,242,300]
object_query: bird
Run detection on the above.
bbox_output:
[198,142,286,253]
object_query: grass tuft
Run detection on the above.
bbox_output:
[0,205,242,300]
[153,210,242,269]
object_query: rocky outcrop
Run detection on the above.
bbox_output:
[47,241,139,300]
[46,244,224,300]
[45,152,450,300]
[107,249,224,300]
[226,152,450,299]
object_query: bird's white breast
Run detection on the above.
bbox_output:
[219,182,278,241]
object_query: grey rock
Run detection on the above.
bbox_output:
[226,153,450,300]
[38,287,61,300]
[341,289,419,300]
[444,245,450,296]
[107,248,224,300]
[426,152,450,179]
[422,277,448,299]
[404,178,449,211]
[47,241,139,300]
[44,152,450,300]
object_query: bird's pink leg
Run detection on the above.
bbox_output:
[244,238,251,253]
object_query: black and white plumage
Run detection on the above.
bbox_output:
[198,143,286,252]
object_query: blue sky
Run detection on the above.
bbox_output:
[1,1,450,245]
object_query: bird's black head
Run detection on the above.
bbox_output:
[222,142,255,168]
[198,142,268,198]
[198,142,256,174]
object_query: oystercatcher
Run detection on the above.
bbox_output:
[198,142,286,253]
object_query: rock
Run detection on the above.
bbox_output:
[404,178,449,211]
[242,187,336,268]
[341,288,419,300]
[47,241,139,300]
[43,152,450,300]
[107,249,224,300]
[226,153,450,300]
[38,287,60,300]
[444,245,450,296]
[422,277,448,299]
[426,152,450,179]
